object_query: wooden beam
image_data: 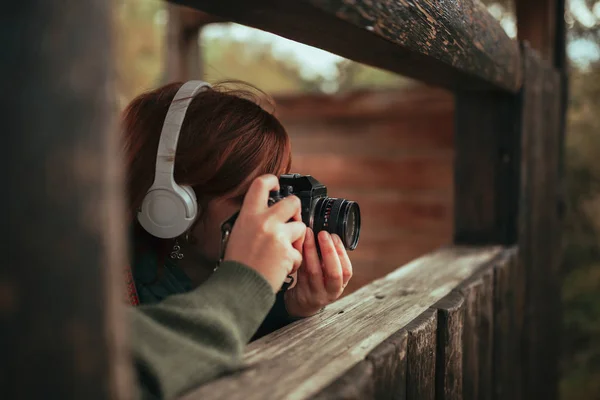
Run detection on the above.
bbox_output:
[518,44,562,400]
[169,0,522,92]
[182,246,503,400]
[1,0,130,399]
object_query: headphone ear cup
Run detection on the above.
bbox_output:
[137,185,197,239]
[180,185,198,220]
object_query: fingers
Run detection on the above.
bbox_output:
[285,221,307,243]
[242,174,279,213]
[332,234,353,287]
[269,195,302,223]
[302,228,324,290]
[318,231,343,295]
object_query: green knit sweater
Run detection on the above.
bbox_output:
[130,260,275,399]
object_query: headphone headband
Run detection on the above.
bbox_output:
[153,80,212,187]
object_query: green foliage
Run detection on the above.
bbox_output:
[560,63,600,400]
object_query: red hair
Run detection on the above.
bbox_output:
[122,81,292,221]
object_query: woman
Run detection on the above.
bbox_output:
[124,81,353,399]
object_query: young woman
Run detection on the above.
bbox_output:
[125,81,353,399]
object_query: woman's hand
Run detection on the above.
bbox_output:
[284,228,353,318]
[224,175,306,292]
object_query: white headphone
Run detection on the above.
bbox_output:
[137,80,212,239]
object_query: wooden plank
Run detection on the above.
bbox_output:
[458,266,494,400]
[516,0,557,62]
[275,87,453,121]
[434,292,464,400]
[1,0,130,399]
[170,0,521,92]
[292,154,453,192]
[406,309,437,400]
[454,90,521,245]
[287,119,454,157]
[492,248,522,400]
[366,330,408,400]
[182,246,502,400]
[312,361,376,400]
[518,45,562,400]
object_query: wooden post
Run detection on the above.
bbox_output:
[518,45,562,400]
[164,4,225,82]
[406,309,437,400]
[493,249,523,400]
[434,292,465,400]
[1,0,130,399]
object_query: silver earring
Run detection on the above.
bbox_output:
[170,240,184,260]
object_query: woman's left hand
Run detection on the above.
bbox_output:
[284,228,353,318]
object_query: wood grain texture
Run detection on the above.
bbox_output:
[169,0,521,91]
[434,292,465,400]
[366,330,408,400]
[0,0,130,399]
[406,309,437,400]
[518,45,562,400]
[312,361,376,400]
[183,247,502,400]
[492,248,522,400]
[458,266,494,400]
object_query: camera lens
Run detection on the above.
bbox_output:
[312,198,361,250]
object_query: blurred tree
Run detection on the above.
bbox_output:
[113,0,165,108]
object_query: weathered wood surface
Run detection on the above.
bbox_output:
[518,45,562,400]
[1,0,130,399]
[366,330,408,400]
[492,248,522,400]
[434,292,464,400]
[170,0,521,92]
[314,328,408,400]
[312,361,376,400]
[454,89,521,245]
[458,267,494,400]
[183,246,502,400]
[406,309,437,400]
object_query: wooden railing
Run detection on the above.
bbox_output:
[4,0,565,399]
[183,246,522,400]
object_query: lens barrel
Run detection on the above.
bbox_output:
[312,197,361,250]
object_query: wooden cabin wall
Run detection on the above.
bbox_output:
[274,87,455,294]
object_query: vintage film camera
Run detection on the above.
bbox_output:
[219,174,361,266]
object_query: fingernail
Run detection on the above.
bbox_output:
[332,234,341,245]
[320,230,330,241]
[306,227,313,242]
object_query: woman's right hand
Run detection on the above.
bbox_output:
[223,174,306,292]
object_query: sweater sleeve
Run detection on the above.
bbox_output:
[251,291,303,341]
[129,261,275,400]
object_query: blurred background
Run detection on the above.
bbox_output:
[113,1,600,398]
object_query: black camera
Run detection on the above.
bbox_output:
[269,174,360,250]
[220,174,361,255]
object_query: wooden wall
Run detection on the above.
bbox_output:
[274,86,455,294]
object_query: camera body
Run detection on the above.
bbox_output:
[270,174,360,251]
[268,174,326,226]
